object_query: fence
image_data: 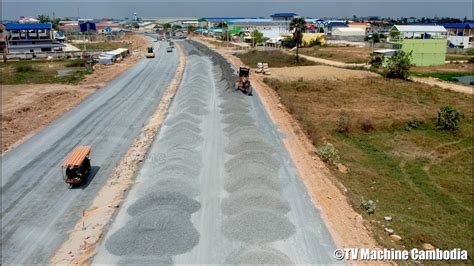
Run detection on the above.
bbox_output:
[3,50,106,61]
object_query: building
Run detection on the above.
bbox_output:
[270,13,298,33]
[322,21,347,36]
[58,20,80,33]
[228,19,282,39]
[441,23,474,48]
[96,23,122,33]
[4,23,64,53]
[331,27,366,42]
[348,22,371,34]
[389,25,447,66]
[80,21,96,32]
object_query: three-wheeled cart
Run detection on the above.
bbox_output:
[62,146,92,187]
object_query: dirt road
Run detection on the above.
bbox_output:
[92,41,339,264]
[0,40,179,264]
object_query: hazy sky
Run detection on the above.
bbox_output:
[2,1,473,20]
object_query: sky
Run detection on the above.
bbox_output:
[2,0,473,20]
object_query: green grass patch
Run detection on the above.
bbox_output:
[1,60,90,85]
[235,50,317,68]
[264,76,473,261]
[412,71,473,83]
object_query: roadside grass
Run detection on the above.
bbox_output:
[82,41,131,51]
[412,71,473,83]
[235,50,317,67]
[299,46,372,64]
[264,76,473,261]
[446,53,473,62]
[0,60,90,85]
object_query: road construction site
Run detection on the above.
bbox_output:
[92,41,338,264]
[2,39,339,264]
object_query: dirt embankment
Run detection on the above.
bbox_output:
[193,36,380,251]
[1,33,149,153]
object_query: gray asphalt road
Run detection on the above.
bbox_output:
[1,40,179,264]
[93,41,340,264]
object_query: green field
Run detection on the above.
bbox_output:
[0,59,90,85]
[264,76,473,261]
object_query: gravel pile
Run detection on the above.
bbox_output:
[165,112,202,126]
[106,208,200,256]
[224,151,279,171]
[225,246,292,264]
[144,178,199,198]
[224,140,276,155]
[221,209,295,244]
[127,192,201,216]
[222,188,290,216]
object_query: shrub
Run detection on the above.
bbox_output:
[360,199,376,214]
[369,56,383,70]
[360,118,375,132]
[15,65,35,72]
[466,48,474,56]
[383,51,412,80]
[468,57,474,64]
[405,118,421,131]
[336,111,352,134]
[316,142,340,165]
[436,106,463,131]
[308,36,323,47]
[66,59,86,67]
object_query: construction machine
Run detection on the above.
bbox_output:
[235,67,253,96]
[145,47,155,58]
[62,146,92,187]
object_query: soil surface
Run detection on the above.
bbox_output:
[1,33,149,153]
[270,65,378,81]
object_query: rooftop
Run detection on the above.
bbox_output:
[392,25,447,33]
[5,23,52,30]
[270,13,298,17]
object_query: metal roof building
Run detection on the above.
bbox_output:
[5,23,52,30]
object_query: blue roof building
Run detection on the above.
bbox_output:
[5,23,52,30]
[4,23,63,53]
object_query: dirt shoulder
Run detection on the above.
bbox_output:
[193,36,380,250]
[271,65,378,81]
[1,33,149,153]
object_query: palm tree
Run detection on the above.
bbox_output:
[289,17,306,62]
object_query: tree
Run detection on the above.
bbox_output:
[37,14,51,23]
[172,24,182,31]
[252,30,264,45]
[187,25,197,33]
[384,50,412,79]
[216,22,228,29]
[163,23,171,30]
[290,17,306,62]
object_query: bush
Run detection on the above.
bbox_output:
[307,36,323,47]
[406,118,421,131]
[66,59,86,67]
[360,118,375,132]
[336,112,352,134]
[436,106,463,131]
[316,142,340,165]
[360,199,376,214]
[468,57,474,64]
[15,65,35,72]
[281,36,296,48]
[369,56,383,70]
[383,51,412,80]
[466,48,474,56]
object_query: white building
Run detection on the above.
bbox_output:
[331,27,366,42]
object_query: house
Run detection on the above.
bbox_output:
[348,22,371,34]
[96,23,122,33]
[4,23,64,53]
[331,27,366,42]
[441,23,474,48]
[58,20,80,33]
[80,21,96,32]
[323,21,347,36]
[389,25,447,66]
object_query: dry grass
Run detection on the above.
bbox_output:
[264,76,473,261]
[299,46,373,64]
[236,50,317,68]
[412,63,473,74]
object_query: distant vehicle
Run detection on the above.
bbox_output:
[167,47,173,53]
[145,47,155,58]
[63,146,92,187]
